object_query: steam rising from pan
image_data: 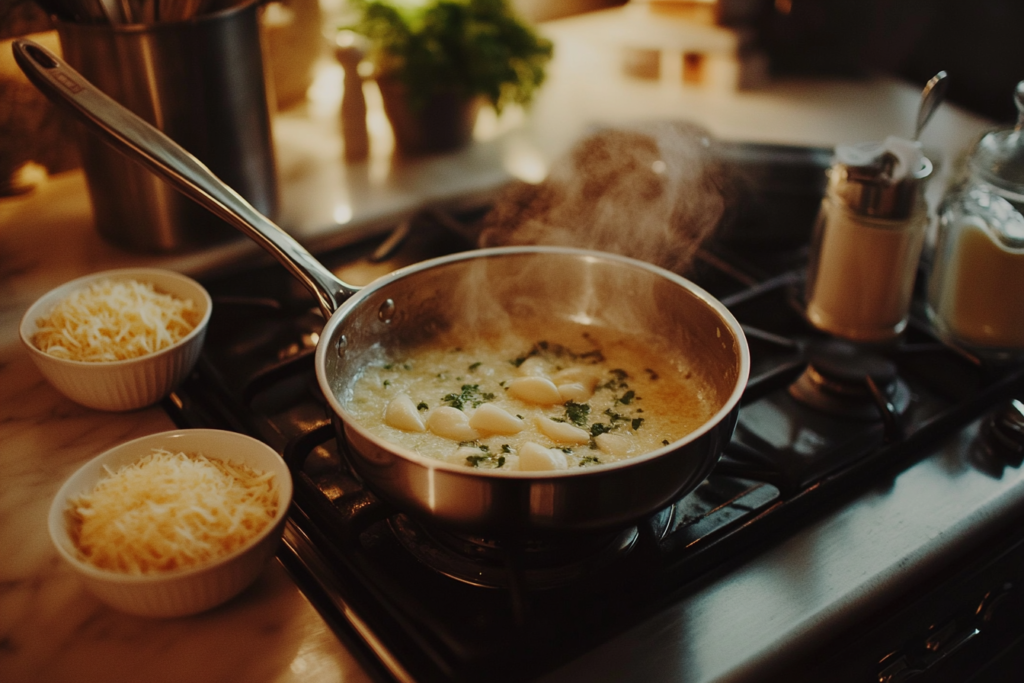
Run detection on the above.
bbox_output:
[478,121,725,274]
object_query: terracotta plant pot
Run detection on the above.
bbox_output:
[376,77,482,155]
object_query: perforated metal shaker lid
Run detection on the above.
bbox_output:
[828,137,932,219]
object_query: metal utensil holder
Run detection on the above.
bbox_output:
[56,0,278,252]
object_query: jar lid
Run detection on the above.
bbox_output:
[829,136,932,219]
[969,81,1024,196]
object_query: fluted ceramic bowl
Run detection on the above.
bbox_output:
[20,267,212,411]
[48,429,293,618]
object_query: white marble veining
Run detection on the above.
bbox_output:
[0,7,1003,682]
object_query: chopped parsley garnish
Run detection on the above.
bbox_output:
[616,390,635,405]
[501,444,511,453]
[469,362,481,371]
[564,401,590,426]
[662,439,670,446]
[509,340,604,369]
[417,402,429,411]
[600,368,630,391]
[383,379,390,387]
[579,456,601,466]
[632,417,645,430]
[465,452,505,468]
[560,447,573,454]
[590,422,613,437]
[605,408,628,423]
[442,384,495,410]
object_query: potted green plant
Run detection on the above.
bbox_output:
[347,0,553,154]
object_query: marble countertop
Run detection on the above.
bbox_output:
[0,7,1003,683]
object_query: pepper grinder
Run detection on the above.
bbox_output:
[334,30,370,162]
[804,137,933,342]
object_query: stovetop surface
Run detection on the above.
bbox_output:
[162,205,1024,683]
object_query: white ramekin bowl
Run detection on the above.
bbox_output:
[20,267,212,411]
[48,429,293,618]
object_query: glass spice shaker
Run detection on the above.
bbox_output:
[804,136,933,343]
[926,81,1024,360]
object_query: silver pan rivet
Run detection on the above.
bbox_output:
[336,335,348,356]
[378,298,396,324]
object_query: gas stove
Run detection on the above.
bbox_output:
[162,155,1024,683]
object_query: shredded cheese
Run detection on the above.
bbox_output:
[67,448,279,575]
[32,278,200,362]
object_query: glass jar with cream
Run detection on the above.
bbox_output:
[926,81,1024,360]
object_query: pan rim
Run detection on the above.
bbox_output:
[315,245,750,479]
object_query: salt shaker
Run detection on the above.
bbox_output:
[926,81,1024,360]
[804,137,932,343]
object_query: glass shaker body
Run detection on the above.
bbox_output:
[925,80,1024,361]
[926,185,1024,360]
[805,189,929,342]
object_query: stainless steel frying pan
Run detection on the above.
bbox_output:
[14,39,749,538]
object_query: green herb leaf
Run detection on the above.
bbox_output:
[349,0,553,113]
[442,383,494,410]
[564,401,590,426]
[604,409,627,423]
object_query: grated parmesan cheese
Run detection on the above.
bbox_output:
[32,278,200,362]
[67,448,279,575]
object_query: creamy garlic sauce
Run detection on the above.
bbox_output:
[343,327,715,471]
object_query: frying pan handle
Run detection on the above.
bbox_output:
[12,39,358,318]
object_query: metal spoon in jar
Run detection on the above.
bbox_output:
[914,70,949,142]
